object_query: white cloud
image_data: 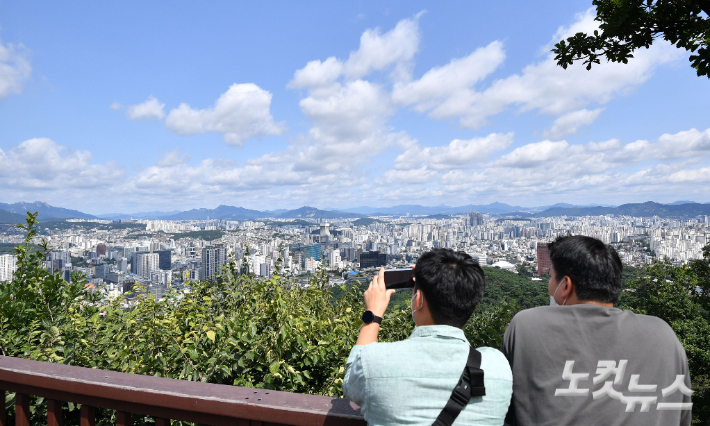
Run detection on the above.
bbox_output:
[588,139,621,152]
[283,15,426,179]
[288,12,423,91]
[395,133,514,171]
[667,167,710,183]
[155,149,190,167]
[392,41,506,112]
[299,80,394,142]
[343,12,422,80]
[495,140,569,168]
[654,128,710,159]
[288,57,343,90]
[165,83,284,146]
[126,95,165,121]
[542,108,604,139]
[110,102,122,111]
[0,138,124,190]
[393,9,682,129]
[0,30,32,98]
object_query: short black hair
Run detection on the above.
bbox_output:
[414,248,485,327]
[549,235,623,303]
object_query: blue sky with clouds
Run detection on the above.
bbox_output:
[0,1,708,214]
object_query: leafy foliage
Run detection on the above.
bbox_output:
[553,0,710,77]
[619,254,710,425]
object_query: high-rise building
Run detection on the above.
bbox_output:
[137,253,159,278]
[201,244,226,280]
[94,263,108,279]
[130,251,148,274]
[329,250,342,269]
[469,211,484,226]
[340,246,356,262]
[0,254,17,282]
[537,243,551,276]
[260,263,271,278]
[97,243,107,256]
[154,250,172,270]
[304,244,322,261]
[150,269,172,286]
[119,258,128,273]
[359,251,387,268]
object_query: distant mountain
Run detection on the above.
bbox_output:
[162,205,266,220]
[535,206,616,217]
[0,201,95,220]
[341,203,533,216]
[265,209,289,216]
[97,210,183,220]
[277,206,363,219]
[0,209,27,224]
[536,202,710,218]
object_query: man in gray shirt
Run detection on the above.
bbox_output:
[502,235,692,426]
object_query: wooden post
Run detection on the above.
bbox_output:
[154,418,170,426]
[79,405,94,426]
[14,394,30,426]
[116,412,132,426]
[0,390,5,426]
[47,400,62,426]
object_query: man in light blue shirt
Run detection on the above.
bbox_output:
[344,248,513,426]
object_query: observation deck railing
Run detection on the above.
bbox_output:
[0,356,365,426]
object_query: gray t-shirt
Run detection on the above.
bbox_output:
[502,304,692,426]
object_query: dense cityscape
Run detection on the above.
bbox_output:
[1,210,707,304]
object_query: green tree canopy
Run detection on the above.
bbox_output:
[553,0,710,77]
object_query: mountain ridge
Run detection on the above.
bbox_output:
[0,201,96,220]
[2,200,709,222]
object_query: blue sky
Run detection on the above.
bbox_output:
[0,1,708,214]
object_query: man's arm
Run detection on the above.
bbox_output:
[344,268,394,406]
[355,267,395,346]
[501,318,517,426]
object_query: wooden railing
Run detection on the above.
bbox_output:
[0,356,365,426]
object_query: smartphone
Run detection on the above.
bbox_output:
[384,268,415,289]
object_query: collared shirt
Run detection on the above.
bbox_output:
[344,325,513,426]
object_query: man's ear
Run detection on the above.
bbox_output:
[560,277,575,299]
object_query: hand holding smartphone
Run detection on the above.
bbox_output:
[383,268,415,289]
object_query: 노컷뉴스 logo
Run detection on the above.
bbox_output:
[554,360,693,412]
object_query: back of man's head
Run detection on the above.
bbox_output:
[549,235,623,304]
[414,248,485,328]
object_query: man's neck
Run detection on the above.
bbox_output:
[578,300,614,308]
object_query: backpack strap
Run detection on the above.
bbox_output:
[432,346,486,426]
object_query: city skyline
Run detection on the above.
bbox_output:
[1,2,709,214]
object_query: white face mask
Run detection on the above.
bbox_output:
[411,289,424,319]
[550,278,568,306]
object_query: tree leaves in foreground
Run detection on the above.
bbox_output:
[553,0,710,78]
[619,254,710,425]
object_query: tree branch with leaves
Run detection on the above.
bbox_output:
[553,0,710,77]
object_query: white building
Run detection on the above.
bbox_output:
[329,250,342,270]
[137,253,159,278]
[304,257,319,273]
[0,254,17,282]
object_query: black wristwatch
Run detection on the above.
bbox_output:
[362,310,383,325]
